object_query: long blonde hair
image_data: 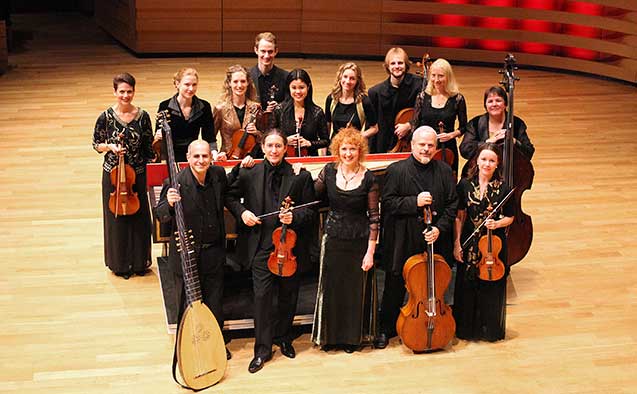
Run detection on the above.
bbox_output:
[219,64,257,104]
[424,58,459,96]
[329,62,367,104]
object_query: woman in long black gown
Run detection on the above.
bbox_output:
[311,127,380,353]
[92,73,153,278]
[453,142,514,341]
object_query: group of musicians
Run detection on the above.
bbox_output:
[92,31,535,374]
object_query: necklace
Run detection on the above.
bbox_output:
[339,164,361,188]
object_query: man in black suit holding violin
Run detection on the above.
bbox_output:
[226,128,316,373]
[155,139,233,360]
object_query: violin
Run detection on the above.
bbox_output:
[286,116,308,157]
[151,138,162,163]
[477,205,506,281]
[267,197,298,277]
[396,206,455,352]
[389,54,432,153]
[259,84,279,131]
[499,54,535,265]
[108,133,140,217]
[229,107,258,160]
[432,121,455,173]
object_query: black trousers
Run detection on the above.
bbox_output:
[175,245,227,342]
[252,248,300,357]
[378,271,406,338]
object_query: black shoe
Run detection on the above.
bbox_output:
[248,353,271,373]
[343,345,359,354]
[226,347,232,360]
[115,271,132,280]
[134,268,149,276]
[278,341,296,359]
[374,333,388,349]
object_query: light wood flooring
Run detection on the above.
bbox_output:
[1,12,636,394]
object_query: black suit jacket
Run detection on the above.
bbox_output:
[155,165,230,274]
[226,160,316,272]
[368,73,423,153]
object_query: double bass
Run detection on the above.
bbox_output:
[390,54,432,153]
[108,132,140,217]
[396,206,455,352]
[500,54,534,265]
[267,197,298,277]
[157,111,226,390]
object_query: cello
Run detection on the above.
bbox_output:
[157,111,226,390]
[389,54,432,153]
[477,204,506,281]
[267,196,298,277]
[108,132,140,217]
[229,107,258,160]
[396,206,455,352]
[432,120,455,173]
[500,54,535,265]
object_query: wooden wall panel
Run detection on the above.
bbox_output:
[301,0,382,56]
[134,0,221,53]
[223,0,303,53]
[93,0,637,83]
[94,0,136,50]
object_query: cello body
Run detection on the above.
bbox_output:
[389,108,414,153]
[396,252,455,352]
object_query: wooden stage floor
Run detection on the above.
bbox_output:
[1,13,636,394]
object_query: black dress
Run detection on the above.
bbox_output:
[273,100,329,156]
[413,92,467,175]
[453,176,514,341]
[93,107,153,276]
[324,95,377,138]
[311,163,380,347]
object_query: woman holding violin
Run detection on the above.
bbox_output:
[272,69,329,156]
[324,63,378,141]
[213,64,263,159]
[92,72,153,279]
[412,58,467,176]
[311,127,380,353]
[459,86,535,163]
[156,67,221,162]
[453,142,514,341]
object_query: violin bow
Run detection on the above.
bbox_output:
[257,200,321,220]
[461,188,515,250]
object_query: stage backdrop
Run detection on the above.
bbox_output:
[94,0,637,82]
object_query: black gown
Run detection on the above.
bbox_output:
[453,176,514,341]
[311,163,380,347]
[93,107,153,275]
